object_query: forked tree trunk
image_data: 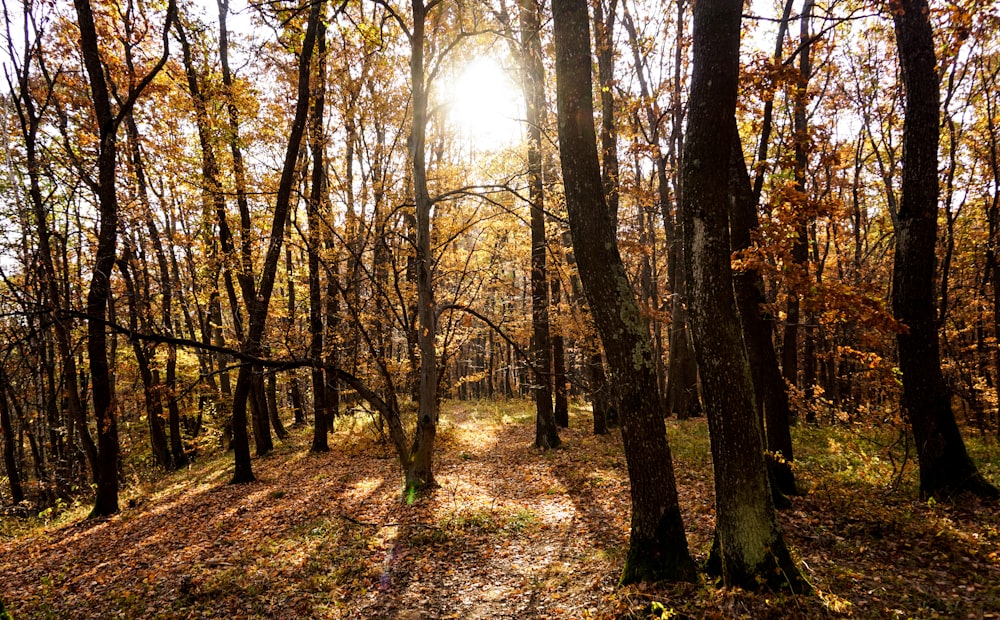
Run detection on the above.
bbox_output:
[681,0,807,591]
[227,0,323,483]
[552,0,696,584]
[890,0,998,501]
[71,0,175,517]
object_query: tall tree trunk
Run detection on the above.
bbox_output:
[405,0,440,494]
[309,6,330,453]
[729,131,799,499]
[552,0,696,584]
[71,0,175,517]
[593,0,619,234]
[551,275,569,427]
[782,0,814,394]
[519,0,560,450]
[890,0,998,500]
[681,0,807,590]
[228,0,323,482]
[117,252,171,470]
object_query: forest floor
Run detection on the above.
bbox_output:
[1,400,999,619]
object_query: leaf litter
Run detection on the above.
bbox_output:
[1,400,998,619]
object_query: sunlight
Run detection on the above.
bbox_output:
[447,56,522,150]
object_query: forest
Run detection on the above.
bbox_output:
[0,0,999,617]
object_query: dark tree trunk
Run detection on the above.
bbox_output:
[267,374,287,439]
[891,0,998,501]
[593,0,619,234]
[249,373,273,456]
[728,130,798,499]
[228,0,322,482]
[552,0,696,584]
[309,5,330,453]
[71,0,175,517]
[552,285,570,427]
[782,0,814,400]
[0,372,25,504]
[519,0,560,450]
[75,0,121,518]
[406,0,439,494]
[117,253,171,470]
[681,0,807,591]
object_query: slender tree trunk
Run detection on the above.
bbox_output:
[782,0,814,396]
[309,6,330,453]
[552,275,569,427]
[519,0,560,450]
[406,0,440,494]
[228,0,322,482]
[118,252,171,470]
[71,0,175,516]
[552,0,696,584]
[891,0,998,500]
[593,0,619,234]
[0,371,25,504]
[682,0,807,590]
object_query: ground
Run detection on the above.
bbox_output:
[1,400,999,619]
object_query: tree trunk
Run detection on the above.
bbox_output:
[552,276,570,428]
[309,5,330,453]
[593,0,619,234]
[406,0,439,495]
[0,372,25,504]
[72,0,174,516]
[552,0,696,584]
[228,0,322,482]
[728,129,798,499]
[891,0,998,501]
[519,0,560,450]
[681,0,807,591]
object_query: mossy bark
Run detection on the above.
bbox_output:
[681,0,808,592]
[552,0,696,584]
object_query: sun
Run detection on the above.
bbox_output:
[447,56,522,150]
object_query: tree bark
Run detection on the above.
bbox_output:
[406,0,439,495]
[309,4,330,453]
[0,370,25,504]
[71,0,175,517]
[890,0,998,500]
[519,0,560,450]
[728,129,798,499]
[682,0,807,590]
[552,0,696,584]
[228,0,322,482]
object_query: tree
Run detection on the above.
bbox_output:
[518,0,561,450]
[308,0,331,453]
[0,369,24,504]
[70,0,176,516]
[889,0,998,501]
[229,0,323,483]
[681,0,807,590]
[551,0,696,584]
